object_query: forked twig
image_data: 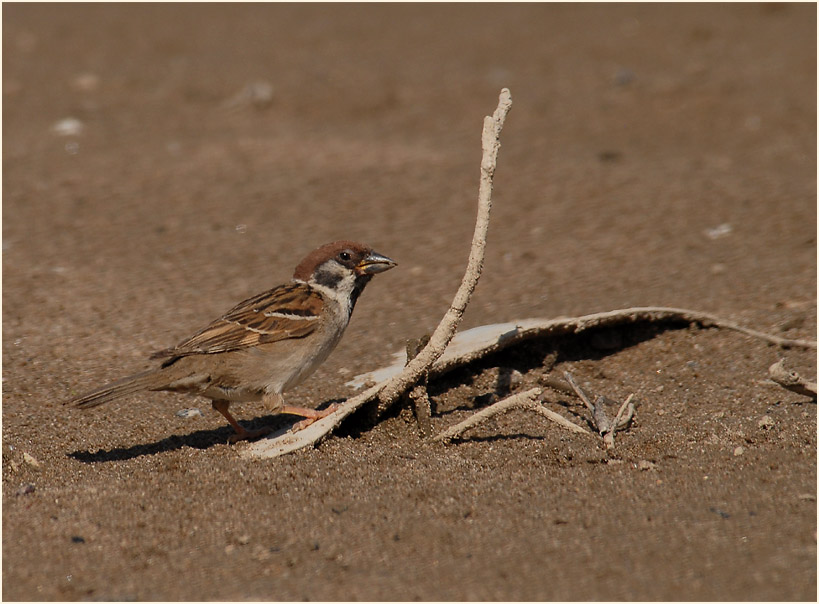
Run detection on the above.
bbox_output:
[564,371,635,449]
[604,394,636,449]
[433,387,590,442]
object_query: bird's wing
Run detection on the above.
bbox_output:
[150,283,323,358]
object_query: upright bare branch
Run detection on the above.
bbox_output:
[375,88,513,409]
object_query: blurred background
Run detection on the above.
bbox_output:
[5,5,815,355]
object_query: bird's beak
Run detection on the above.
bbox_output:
[356,251,397,275]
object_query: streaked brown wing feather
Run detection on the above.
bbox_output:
[150,283,323,358]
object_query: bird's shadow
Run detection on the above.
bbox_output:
[69,426,243,463]
[67,405,340,463]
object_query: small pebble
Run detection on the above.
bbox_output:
[238,534,251,545]
[72,73,100,92]
[52,117,84,136]
[505,368,524,389]
[758,415,775,430]
[23,452,41,470]
[71,536,85,544]
[733,446,745,456]
[704,223,732,240]
[637,460,656,471]
[223,81,274,109]
[176,408,204,419]
[15,484,35,496]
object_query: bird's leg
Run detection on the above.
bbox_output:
[211,399,272,443]
[282,403,341,432]
[262,392,285,413]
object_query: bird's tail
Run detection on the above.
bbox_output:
[67,369,164,409]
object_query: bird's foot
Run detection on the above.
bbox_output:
[288,403,340,432]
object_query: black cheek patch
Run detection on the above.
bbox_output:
[314,266,343,289]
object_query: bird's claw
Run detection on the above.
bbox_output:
[291,403,340,432]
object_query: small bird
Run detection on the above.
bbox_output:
[68,241,396,442]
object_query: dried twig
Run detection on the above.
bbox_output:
[241,89,513,460]
[433,387,589,443]
[613,394,636,429]
[563,372,595,415]
[406,336,433,438]
[409,385,433,438]
[768,359,817,398]
[604,394,636,449]
[527,400,592,435]
[564,371,635,449]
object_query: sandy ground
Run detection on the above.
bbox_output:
[3,3,816,601]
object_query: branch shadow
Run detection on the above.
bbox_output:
[428,323,680,406]
[444,432,550,444]
[413,324,676,442]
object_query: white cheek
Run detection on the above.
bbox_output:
[309,271,357,317]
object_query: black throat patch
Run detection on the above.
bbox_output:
[349,274,373,315]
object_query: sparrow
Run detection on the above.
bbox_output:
[68,240,396,442]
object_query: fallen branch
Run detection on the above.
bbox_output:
[241,88,513,460]
[347,307,817,391]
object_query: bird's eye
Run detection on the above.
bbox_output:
[338,251,352,262]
